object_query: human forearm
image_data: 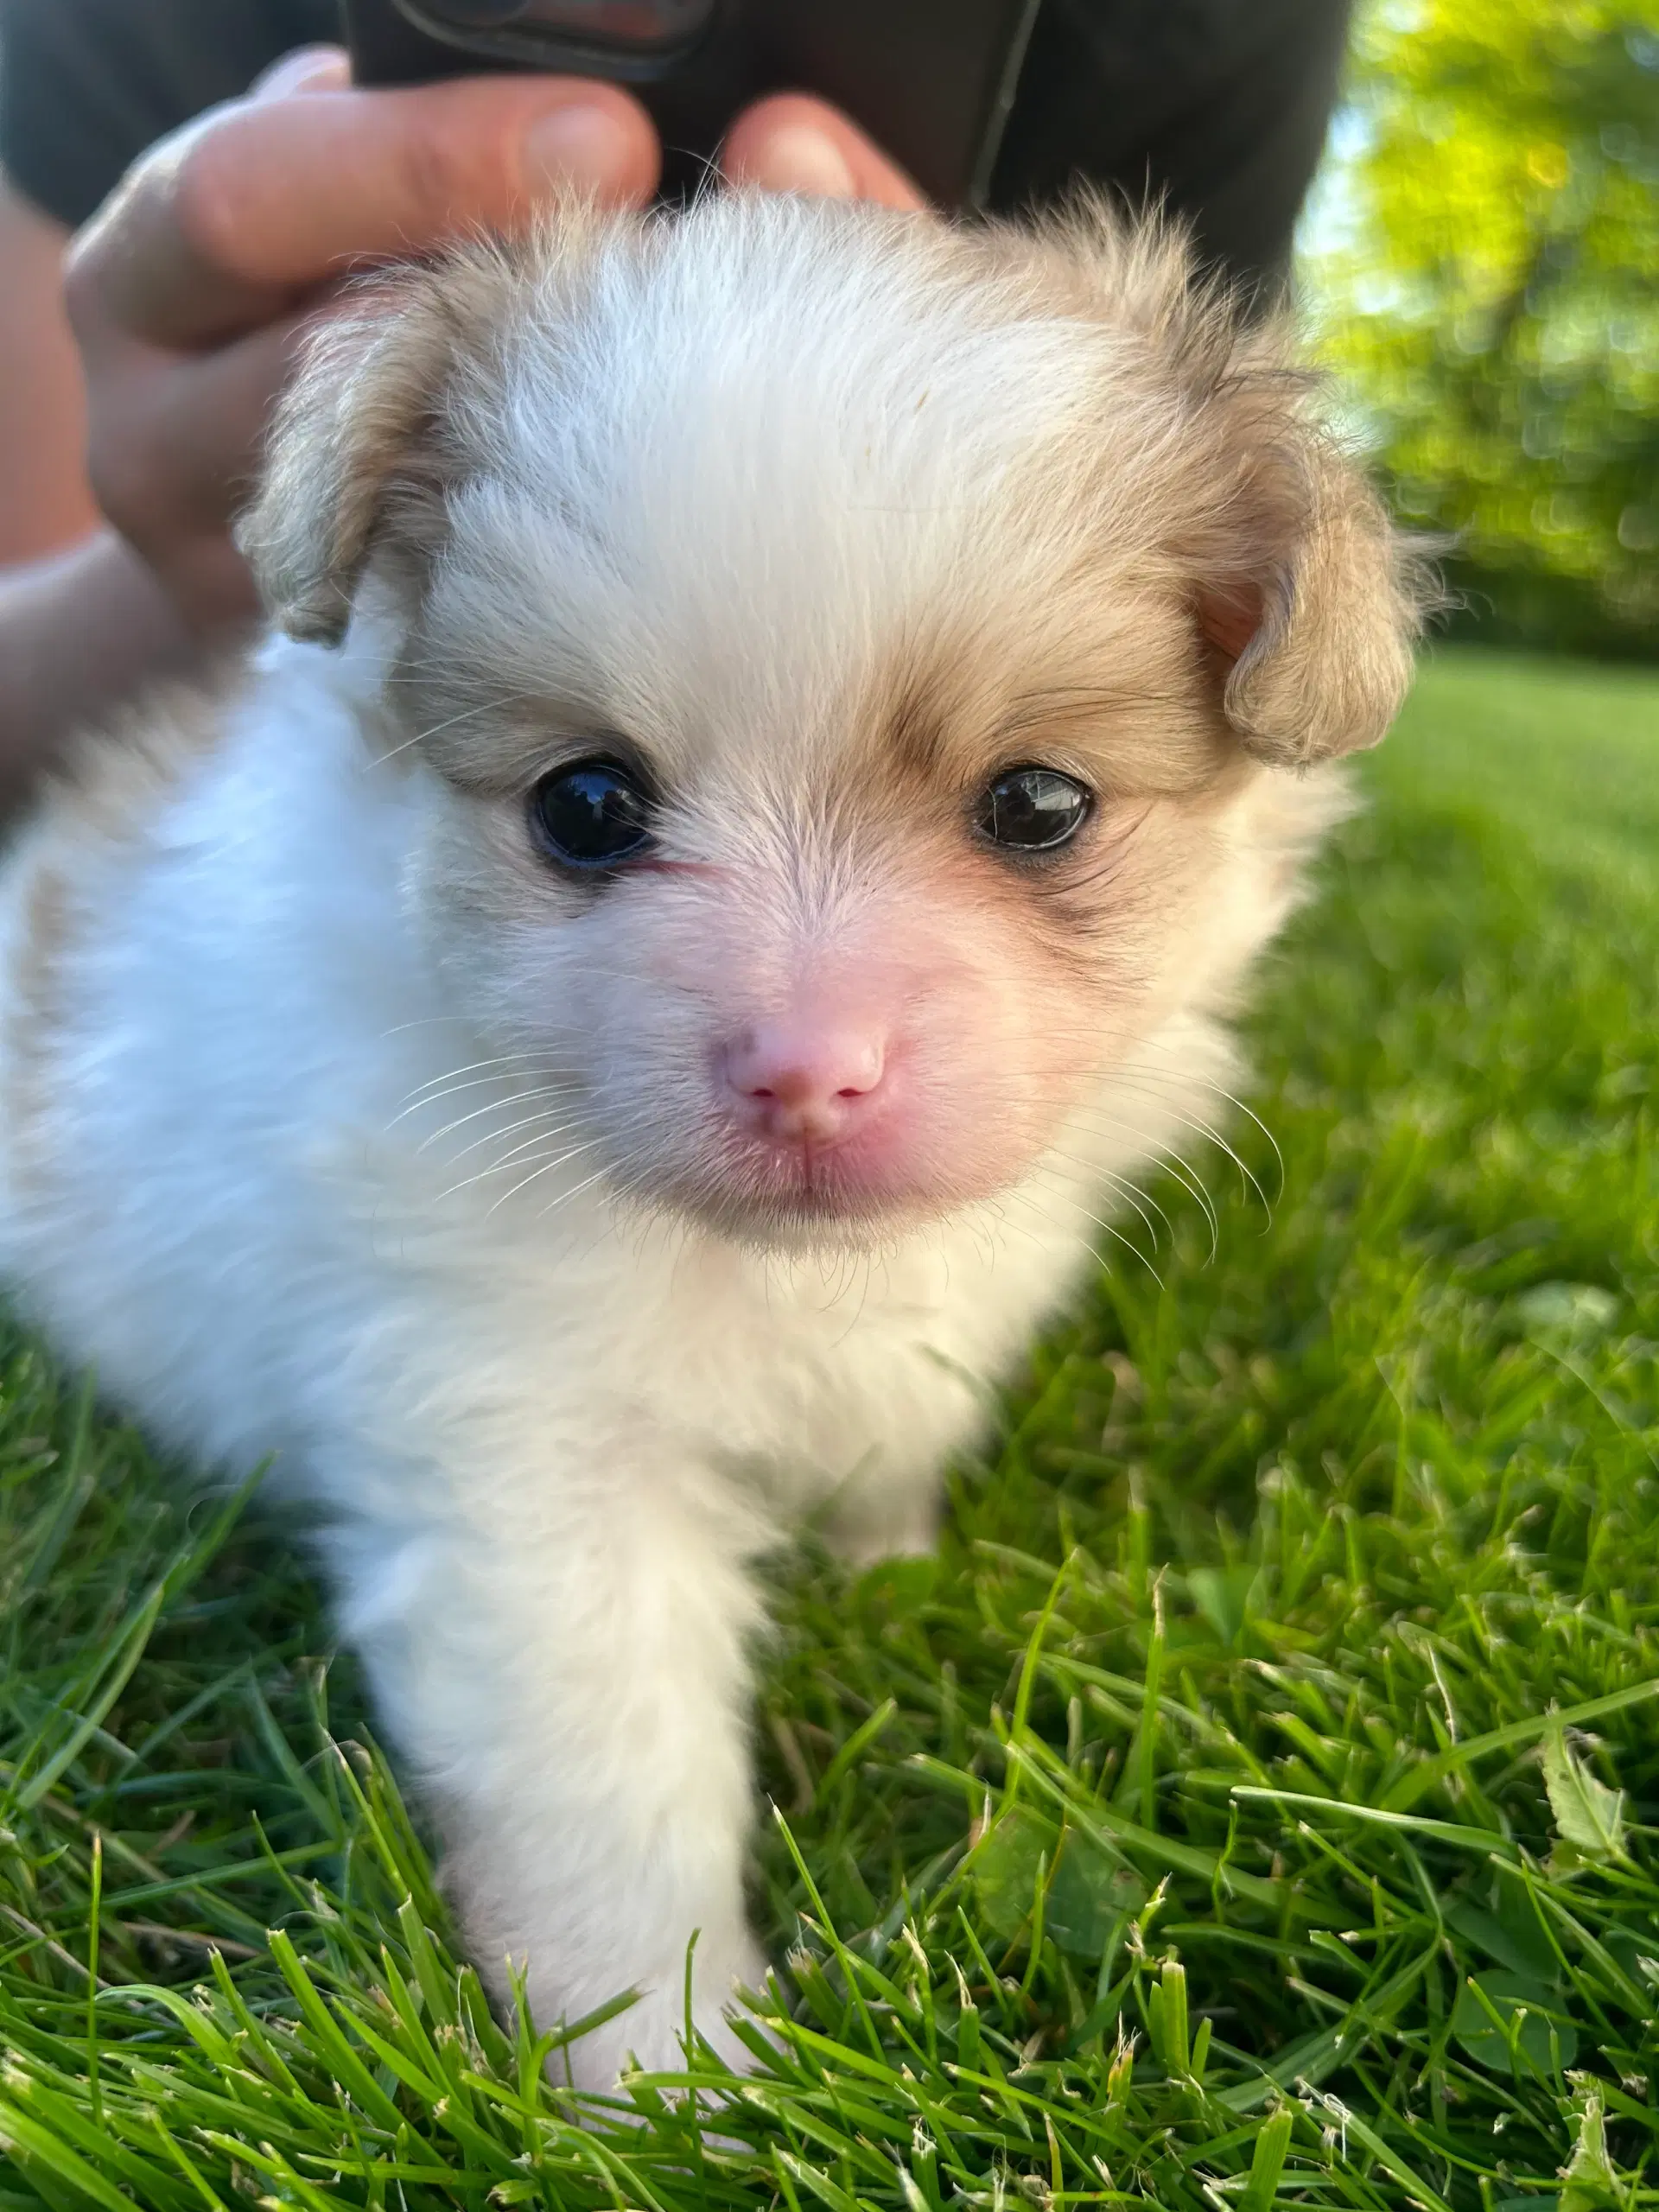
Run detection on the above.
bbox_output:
[0,531,213,813]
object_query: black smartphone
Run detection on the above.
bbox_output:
[342,0,1044,208]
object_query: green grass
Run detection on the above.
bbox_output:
[3,644,1657,2210]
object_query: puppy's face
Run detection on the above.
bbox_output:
[245,198,1422,1245]
[400,557,1244,1243]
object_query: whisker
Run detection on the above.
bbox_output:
[459,1116,600,1176]
[978,1196,1050,1256]
[439,1135,607,1210]
[1105,1088,1274,1221]
[424,1097,664,1201]
[369,690,532,767]
[1014,1173,1165,1288]
[524,1154,628,1224]
[399,1050,585,1097]
[391,1060,585,1120]
[431,1111,593,1169]
[1035,1144,1174,1252]
[382,1014,481,1037]
[1052,1112,1223,1253]
[390,1078,582,1134]
[416,1092,586,1155]
[1054,1067,1274,1224]
[1022,1092,1222,1224]
[1110,1050,1286,1198]
[1001,1179,1160,1286]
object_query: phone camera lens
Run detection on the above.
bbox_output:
[427,0,534,22]
[525,1,713,36]
[410,0,715,54]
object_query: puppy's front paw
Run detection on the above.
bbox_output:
[551,1941,772,2096]
[824,1494,941,1571]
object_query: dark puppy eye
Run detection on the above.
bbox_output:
[975,766,1092,853]
[529,758,656,871]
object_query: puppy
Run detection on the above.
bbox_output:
[0,194,1421,2088]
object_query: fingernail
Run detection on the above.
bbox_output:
[524,100,634,194]
[742,124,856,199]
[251,43,349,99]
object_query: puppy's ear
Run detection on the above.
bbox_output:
[1192,379,1433,769]
[237,265,488,647]
[1050,202,1433,767]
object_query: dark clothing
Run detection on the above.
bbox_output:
[0,0,1349,293]
[1003,0,1352,293]
[1,0,339,223]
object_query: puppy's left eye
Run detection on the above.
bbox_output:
[975,766,1092,853]
[529,758,656,871]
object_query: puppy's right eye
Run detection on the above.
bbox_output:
[529,759,656,871]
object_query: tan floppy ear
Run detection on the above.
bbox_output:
[1042,196,1432,766]
[236,267,477,647]
[1192,388,1433,770]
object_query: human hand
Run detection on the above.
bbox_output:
[722,93,925,210]
[63,52,923,642]
[62,50,658,635]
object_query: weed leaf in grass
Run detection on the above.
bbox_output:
[970,1806,1143,1956]
[1449,1968,1579,2075]
[1559,2092,1630,2212]
[1543,1716,1630,1871]
[1513,1281,1621,1342]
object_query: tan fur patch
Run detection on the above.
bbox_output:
[6,861,74,1191]
[846,585,1238,859]
[238,248,531,646]
[46,673,238,850]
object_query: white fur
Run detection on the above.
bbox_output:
[0,195,1389,2091]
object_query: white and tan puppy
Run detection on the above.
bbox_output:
[0,194,1422,2088]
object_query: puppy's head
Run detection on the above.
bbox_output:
[242,196,1427,1246]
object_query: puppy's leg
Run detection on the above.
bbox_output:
[325,1458,771,2093]
[816,1352,987,1569]
[821,1463,942,1569]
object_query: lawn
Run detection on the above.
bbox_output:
[2,645,1656,2211]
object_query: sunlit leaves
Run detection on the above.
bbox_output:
[1305,0,1659,651]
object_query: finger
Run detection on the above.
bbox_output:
[154,529,264,635]
[69,74,660,353]
[721,95,926,210]
[87,315,311,545]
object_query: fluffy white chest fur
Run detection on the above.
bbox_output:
[0,194,1420,2089]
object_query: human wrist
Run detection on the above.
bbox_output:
[0,530,224,811]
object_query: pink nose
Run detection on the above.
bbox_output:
[724,1022,887,1145]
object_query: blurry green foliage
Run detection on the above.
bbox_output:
[1307,0,1659,657]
